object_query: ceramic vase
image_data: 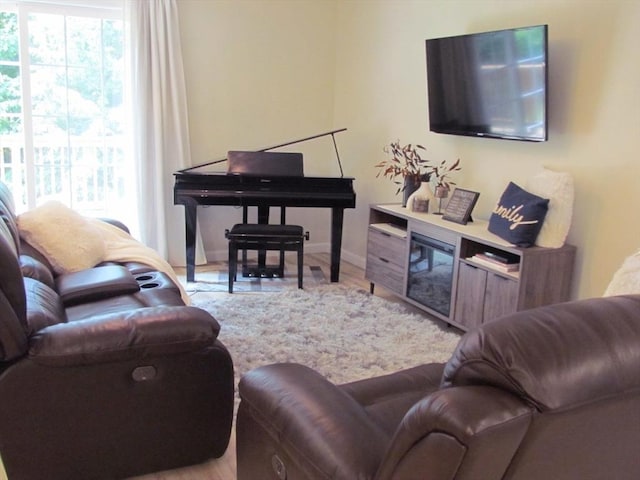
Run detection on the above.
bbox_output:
[407,181,436,213]
[402,177,421,207]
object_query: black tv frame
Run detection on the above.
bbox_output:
[426,25,548,142]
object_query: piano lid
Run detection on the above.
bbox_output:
[177,128,347,176]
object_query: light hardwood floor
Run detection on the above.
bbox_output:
[132,252,426,480]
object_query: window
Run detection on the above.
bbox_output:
[0,0,135,227]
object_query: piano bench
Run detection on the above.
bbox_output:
[225,224,310,293]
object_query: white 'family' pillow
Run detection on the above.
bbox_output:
[17,201,106,274]
[526,168,574,248]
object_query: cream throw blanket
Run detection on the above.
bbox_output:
[89,219,190,304]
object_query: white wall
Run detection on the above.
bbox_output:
[177,0,339,256]
[178,0,640,300]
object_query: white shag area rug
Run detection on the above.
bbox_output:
[192,284,462,386]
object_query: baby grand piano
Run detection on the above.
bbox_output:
[173,129,356,283]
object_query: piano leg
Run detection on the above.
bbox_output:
[330,207,345,282]
[184,204,198,282]
[256,205,270,275]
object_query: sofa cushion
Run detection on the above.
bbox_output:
[24,277,66,335]
[0,221,28,360]
[0,180,20,250]
[17,201,106,275]
[488,182,549,247]
[20,255,55,289]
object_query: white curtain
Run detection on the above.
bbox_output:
[126,0,205,266]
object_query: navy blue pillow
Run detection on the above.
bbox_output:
[488,182,549,247]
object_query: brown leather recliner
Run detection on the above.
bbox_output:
[0,181,234,479]
[237,294,640,480]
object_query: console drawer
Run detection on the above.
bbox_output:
[367,227,406,267]
[365,254,405,294]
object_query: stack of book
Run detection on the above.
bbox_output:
[470,252,520,273]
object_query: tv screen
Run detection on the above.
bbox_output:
[426,25,548,142]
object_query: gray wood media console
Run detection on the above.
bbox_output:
[365,204,576,331]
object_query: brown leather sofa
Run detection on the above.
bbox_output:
[0,181,234,479]
[237,294,640,480]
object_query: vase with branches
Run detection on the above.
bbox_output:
[376,141,462,209]
[375,141,432,206]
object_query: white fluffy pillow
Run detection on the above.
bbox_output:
[17,201,106,275]
[604,250,640,296]
[526,168,574,248]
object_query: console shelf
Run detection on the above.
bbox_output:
[365,204,576,331]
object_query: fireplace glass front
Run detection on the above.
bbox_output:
[406,232,455,316]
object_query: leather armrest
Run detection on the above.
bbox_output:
[97,217,130,233]
[55,265,140,306]
[238,363,389,478]
[28,306,220,367]
[340,363,445,404]
[375,386,533,480]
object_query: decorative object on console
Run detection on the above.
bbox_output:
[526,168,574,248]
[470,252,520,273]
[442,188,480,225]
[406,180,435,213]
[431,157,461,191]
[430,157,461,214]
[488,181,549,247]
[375,141,431,206]
[402,175,422,207]
[432,185,449,215]
[375,142,462,209]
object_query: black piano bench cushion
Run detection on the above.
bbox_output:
[226,223,308,293]
[228,223,304,238]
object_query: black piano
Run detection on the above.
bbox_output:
[173,129,356,283]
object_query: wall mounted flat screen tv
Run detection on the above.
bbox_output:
[426,25,548,142]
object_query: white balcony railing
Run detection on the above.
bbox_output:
[0,134,131,218]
